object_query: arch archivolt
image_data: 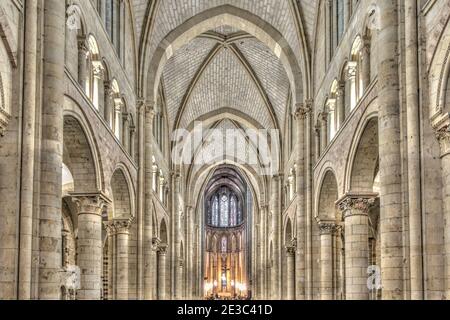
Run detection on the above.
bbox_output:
[314,166,340,221]
[63,98,104,192]
[142,5,305,106]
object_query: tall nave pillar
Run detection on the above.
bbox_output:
[38,0,66,299]
[73,194,109,300]
[157,244,168,300]
[141,100,156,299]
[377,0,404,299]
[270,175,282,299]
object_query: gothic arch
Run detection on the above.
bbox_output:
[63,113,101,193]
[316,169,339,222]
[110,164,135,219]
[345,115,379,193]
[63,98,104,191]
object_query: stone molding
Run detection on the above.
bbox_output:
[294,103,312,120]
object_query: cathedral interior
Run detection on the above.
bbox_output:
[1,0,450,301]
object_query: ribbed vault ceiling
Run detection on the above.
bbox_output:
[131,0,316,130]
[162,26,290,130]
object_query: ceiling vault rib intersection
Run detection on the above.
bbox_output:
[172,35,280,132]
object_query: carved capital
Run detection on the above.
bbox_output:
[110,218,133,234]
[433,118,450,157]
[138,99,156,118]
[286,246,296,256]
[158,244,168,255]
[152,237,161,251]
[294,103,312,120]
[77,36,89,54]
[71,193,110,216]
[318,222,338,235]
[337,194,377,219]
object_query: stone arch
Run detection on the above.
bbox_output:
[316,169,339,221]
[160,219,168,245]
[284,218,293,246]
[348,116,379,193]
[142,5,304,106]
[110,167,133,219]
[63,115,99,193]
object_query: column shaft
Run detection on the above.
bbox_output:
[39,0,66,299]
[319,223,336,300]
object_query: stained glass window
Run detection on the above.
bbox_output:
[220,195,229,227]
[230,196,237,226]
[212,195,219,226]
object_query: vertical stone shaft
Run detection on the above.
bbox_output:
[286,247,295,300]
[142,101,155,299]
[75,196,106,300]
[77,37,88,89]
[157,247,167,300]
[377,0,404,300]
[319,223,336,300]
[305,100,314,300]
[320,113,328,154]
[271,176,281,299]
[38,0,65,299]
[115,220,131,300]
[336,84,345,129]
[18,0,38,300]
[339,197,374,300]
[104,82,113,126]
[295,104,309,299]
[405,0,423,300]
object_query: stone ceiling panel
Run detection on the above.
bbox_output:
[235,38,290,127]
[162,37,218,127]
[179,46,273,130]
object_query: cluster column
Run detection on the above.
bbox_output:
[338,195,376,300]
[77,36,88,90]
[73,194,109,300]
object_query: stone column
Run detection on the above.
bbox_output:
[38,0,65,299]
[18,0,38,300]
[338,195,376,300]
[270,175,281,299]
[130,125,136,160]
[143,101,156,299]
[347,62,358,110]
[344,0,351,29]
[314,125,321,161]
[286,246,296,300]
[294,104,310,300]
[77,36,88,90]
[377,0,404,300]
[360,38,371,93]
[74,194,109,300]
[319,222,337,300]
[104,81,113,127]
[336,82,345,130]
[122,113,130,152]
[114,100,123,140]
[433,119,450,297]
[325,0,332,63]
[305,100,314,300]
[405,0,423,300]
[157,245,168,300]
[114,219,132,300]
[320,113,328,154]
[151,237,160,299]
